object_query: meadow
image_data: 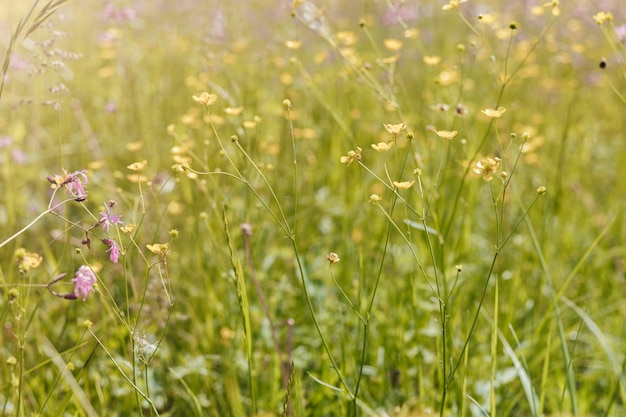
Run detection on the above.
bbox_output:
[0,0,625,416]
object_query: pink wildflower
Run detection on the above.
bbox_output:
[72,266,97,301]
[103,238,120,263]
[99,201,123,232]
[47,169,88,201]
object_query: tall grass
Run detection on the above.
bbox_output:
[0,0,625,416]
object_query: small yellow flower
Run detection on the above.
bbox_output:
[543,0,560,16]
[442,0,467,11]
[481,107,507,118]
[369,194,382,204]
[127,160,147,171]
[146,243,170,256]
[383,122,407,134]
[392,180,416,190]
[371,142,395,152]
[224,106,244,115]
[326,252,340,263]
[473,157,500,181]
[83,320,93,329]
[121,223,136,234]
[593,11,613,24]
[285,40,302,49]
[192,92,218,106]
[15,248,43,273]
[423,55,441,66]
[340,147,362,166]
[537,185,547,195]
[435,130,458,140]
[384,38,403,51]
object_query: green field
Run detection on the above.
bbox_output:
[1,1,625,416]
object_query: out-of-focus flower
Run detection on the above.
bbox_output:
[543,0,560,16]
[15,248,43,274]
[435,130,458,140]
[72,266,97,301]
[47,169,88,201]
[615,24,626,43]
[326,252,340,263]
[371,142,395,152]
[481,107,507,118]
[99,201,123,232]
[593,11,612,24]
[383,122,407,134]
[127,160,147,171]
[147,243,170,256]
[192,92,217,106]
[442,0,467,11]
[369,194,382,204]
[340,147,362,165]
[473,157,500,181]
[103,238,120,263]
[393,180,416,189]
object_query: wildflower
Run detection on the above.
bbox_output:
[340,147,362,166]
[326,252,340,263]
[383,122,407,135]
[481,107,507,118]
[371,142,395,152]
[121,223,136,234]
[543,0,560,16]
[593,11,612,24]
[537,185,547,195]
[435,130,458,140]
[103,238,120,263]
[146,243,170,256]
[192,92,217,106]
[369,194,382,204]
[455,103,468,116]
[423,55,441,66]
[99,201,123,232]
[15,248,43,273]
[72,266,97,301]
[473,157,500,181]
[393,180,416,190]
[47,169,88,201]
[127,160,147,171]
[615,24,626,43]
[442,0,467,11]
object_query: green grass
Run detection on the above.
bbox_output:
[0,0,626,416]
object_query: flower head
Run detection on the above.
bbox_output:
[72,266,97,301]
[383,122,407,135]
[442,0,467,11]
[47,169,88,201]
[593,11,613,25]
[435,130,458,140]
[473,157,500,181]
[340,147,362,166]
[15,248,43,274]
[393,180,416,190]
[371,142,395,152]
[326,252,340,263]
[369,194,382,204]
[481,107,507,118]
[103,238,121,263]
[543,0,560,16]
[192,92,218,106]
[99,201,123,232]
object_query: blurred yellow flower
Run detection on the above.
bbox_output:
[423,55,441,66]
[146,243,170,256]
[326,252,340,263]
[442,0,467,11]
[383,122,407,134]
[384,38,403,51]
[481,107,507,118]
[340,147,362,165]
[224,106,244,115]
[371,141,395,152]
[593,12,613,24]
[285,40,302,49]
[127,160,147,171]
[369,194,382,204]
[15,248,42,273]
[192,92,217,106]
[473,157,500,181]
[543,0,560,16]
[435,130,458,140]
[393,180,415,190]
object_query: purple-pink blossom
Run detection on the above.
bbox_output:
[72,265,97,301]
[103,238,120,263]
[47,169,88,201]
[99,201,123,232]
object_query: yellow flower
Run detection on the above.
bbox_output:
[481,107,507,118]
[14,248,43,273]
[383,122,407,134]
[472,157,500,181]
[393,180,416,190]
[340,147,362,166]
[435,130,458,140]
[442,0,467,11]
[127,160,147,171]
[224,106,244,115]
[192,92,217,106]
[285,40,302,49]
[371,142,395,152]
[146,243,170,256]
[543,0,560,16]
[369,194,382,204]
[593,11,613,24]
[384,38,403,51]
[423,55,441,66]
[326,252,340,263]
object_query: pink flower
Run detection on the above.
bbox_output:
[72,266,97,301]
[47,169,88,201]
[99,201,123,232]
[103,238,120,263]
